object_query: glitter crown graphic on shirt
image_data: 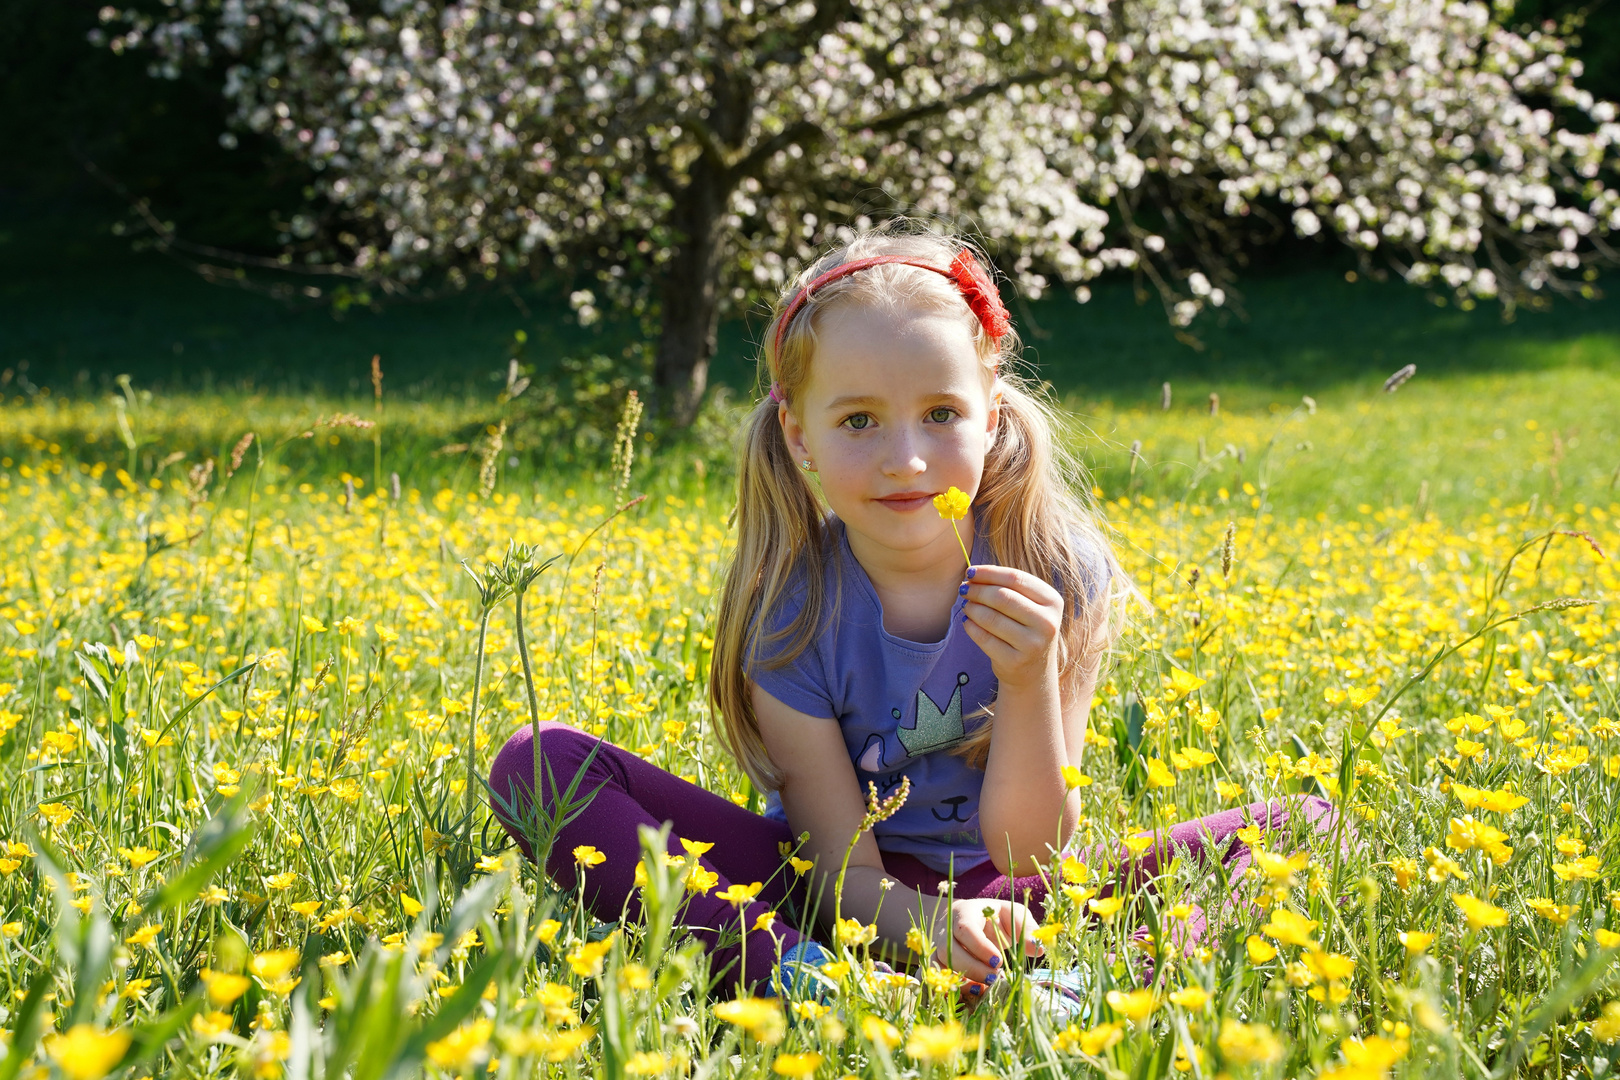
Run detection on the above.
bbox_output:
[897,672,970,757]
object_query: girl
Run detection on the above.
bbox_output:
[489,224,1336,1000]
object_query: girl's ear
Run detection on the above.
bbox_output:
[779,401,811,463]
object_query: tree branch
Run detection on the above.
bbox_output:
[727,120,827,184]
[861,64,1069,136]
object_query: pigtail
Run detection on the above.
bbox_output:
[709,394,832,791]
[952,375,1122,768]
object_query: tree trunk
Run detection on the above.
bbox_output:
[654,163,728,426]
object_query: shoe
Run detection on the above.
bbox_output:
[771,940,836,1000]
[1025,966,1092,1027]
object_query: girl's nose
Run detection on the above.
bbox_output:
[880,430,927,478]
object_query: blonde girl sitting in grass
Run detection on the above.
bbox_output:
[489,221,1337,1007]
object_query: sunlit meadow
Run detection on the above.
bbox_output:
[0,365,1617,1080]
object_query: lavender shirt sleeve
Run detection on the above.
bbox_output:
[744,592,837,720]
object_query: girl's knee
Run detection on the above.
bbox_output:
[492,722,594,778]
[489,722,604,814]
[1289,794,1339,829]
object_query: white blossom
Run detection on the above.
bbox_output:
[99,0,1620,413]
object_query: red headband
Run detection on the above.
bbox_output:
[769,251,1011,366]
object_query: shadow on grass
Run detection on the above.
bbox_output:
[5,199,1620,404]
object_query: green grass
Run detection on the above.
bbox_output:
[0,370,1616,1080]
[7,199,1620,411]
[2,217,1620,1078]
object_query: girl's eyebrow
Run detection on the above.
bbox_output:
[824,394,883,410]
[825,390,970,411]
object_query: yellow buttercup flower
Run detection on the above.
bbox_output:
[1033,921,1065,946]
[715,881,764,908]
[1592,1001,1620,1043]
[715,997,786,1044]
[566,936,614,978]
[1217,1021,1283,1065]
[1553,855,1602,881]
[37,802,73,828]
[1453,894,1509,931]
[932,486,971,521]
[904,1021,977,1062]
[1526,898,1578,925]
[1261,908,1320,948]
[249,948,301,981]
[1145,758,1176,787]
[1166,668,1206,699]
[859,1015,902,1051]
[202,969,253,1005]
[1089,895,1125,921]
[1052,1021,1124,1056]
[623,1051,668,1075]
[118,845,161,869]
[1169,985,1209,1010]
[1320,1035,1408,1080]
[1106,989,1158,1023]
[425,1018,494,1071]
[45,1025,132,1080]
[771,1053,823,1077]
[1245,935,1278,964]
[932,485,973,565]
[125,924,161,949]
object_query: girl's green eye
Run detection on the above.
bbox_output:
[845,414,871,430]
[928,407,954,424]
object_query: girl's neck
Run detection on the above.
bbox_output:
[843,512,976,642]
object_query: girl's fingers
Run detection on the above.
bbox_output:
[958,615,1018,668]
[963,582,1051,628]
[1000,904,1046,958]
[936,938,994,983]
[941,907,1004,980]
[962,599,1041,650]
[964,564,1063,608]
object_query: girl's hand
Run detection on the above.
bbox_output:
[932,898,1044,982]
[960,564,1063,691]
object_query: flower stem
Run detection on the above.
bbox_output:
[951,520,971,570]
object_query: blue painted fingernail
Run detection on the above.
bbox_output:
[960,614,969,625]
[988,954,1001,968]
[984,971,998,985]
[966,567,977,578]
[958,583,969,595]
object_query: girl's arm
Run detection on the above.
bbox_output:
[752,683,1038,982]
[962,565,1095,877]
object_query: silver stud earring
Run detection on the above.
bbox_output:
[801,460,813,471]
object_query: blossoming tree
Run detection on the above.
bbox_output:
[100,0,1620,421]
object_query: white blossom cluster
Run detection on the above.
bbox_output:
[96,0,1619,380]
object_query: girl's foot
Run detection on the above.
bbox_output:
[772,940,835,1000]
[1025,967,1092,1028]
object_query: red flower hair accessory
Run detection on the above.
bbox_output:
[770,250,1011,363]
[946,249,1011,341]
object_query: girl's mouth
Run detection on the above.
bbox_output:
[874,491,935,512]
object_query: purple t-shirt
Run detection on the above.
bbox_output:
[748,520,1103,874]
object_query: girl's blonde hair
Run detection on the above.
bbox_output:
[710,221,1123,790]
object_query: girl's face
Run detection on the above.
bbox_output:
[779,300,1000,562]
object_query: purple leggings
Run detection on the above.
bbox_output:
[488,722,1340,994]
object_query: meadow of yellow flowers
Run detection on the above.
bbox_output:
[0,370,1616,1080]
